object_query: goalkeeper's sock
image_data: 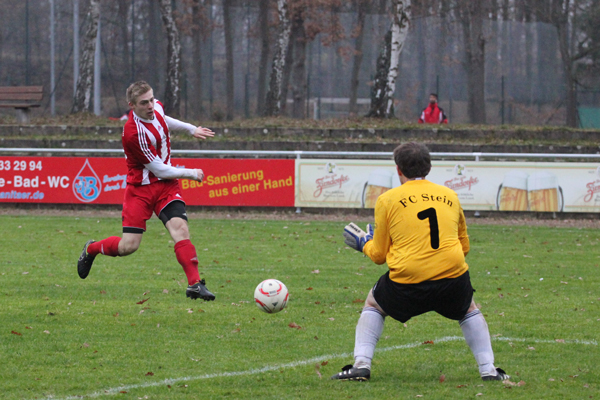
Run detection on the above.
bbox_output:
[353,306,386,370]
[460,309,497,377]
[174,239,201,286]
[88,236,121,257]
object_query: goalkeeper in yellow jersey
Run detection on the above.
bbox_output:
[331,142,509,382]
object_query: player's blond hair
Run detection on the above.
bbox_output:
[126,81,152,105]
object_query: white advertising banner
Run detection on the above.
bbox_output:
[295,159,600,212]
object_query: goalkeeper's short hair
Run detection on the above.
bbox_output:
[393,142,431,179]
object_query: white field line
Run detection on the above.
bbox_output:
[39,335,597,400]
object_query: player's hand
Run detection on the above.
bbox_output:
[193,169,205,182]
[343,222,373,252]
[193,126,215,139]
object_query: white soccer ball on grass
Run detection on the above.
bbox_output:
[254,279,289,314]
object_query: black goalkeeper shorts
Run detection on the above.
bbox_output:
[372,270,474,323]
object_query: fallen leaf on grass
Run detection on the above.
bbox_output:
[288,322,302,329]
[136,298,149,305]
[25,326,32,330]
[311,270,320,274]
[518,381,525,386]
[321,361,328,366]
[163,289,169,294]
[527,346,535,350]
[83,343,89,348]
[145,372,154,376]
[555,339,565,343]
[11,331,22,336]
[439,374,446,383]
[231,328,241,333]
[120,391,127,394]
[306,287,313,290]
[456,385,468,388]
[43,330,50,334]
[422,340,434,345]
[352,299,364,304]
[476,393,483,396]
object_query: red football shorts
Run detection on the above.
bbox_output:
[122,179,185,232]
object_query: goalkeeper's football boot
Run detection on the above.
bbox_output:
[77,240,97,279]
[186,279,216,301]
[481,367,510,381]
[330,364,370,381]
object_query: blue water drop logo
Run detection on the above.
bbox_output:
[73,159,102,202]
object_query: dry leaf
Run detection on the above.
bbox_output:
[476,393,483,396]
[498,293,504,299]
[517,381,526,386]
[555,339,565,343]
[503,379,517,386]
[145,372,154,376]
[352,299,364,303]
[43,330,50,334]
[527,346,535,350]
[231,328,241,333]
[321,361,328,366]
[306,287,313,290]
[288,322,302,329]
[136,298,149,305]
[328,318,335,321]
[163,289,169,294]
[11,331,22,336]
[439,374,446,383]
[422,340,434,345]
[311,270,320,274]
[83,343,89,348]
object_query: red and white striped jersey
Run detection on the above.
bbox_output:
[122,100,173,185]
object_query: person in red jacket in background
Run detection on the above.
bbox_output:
[418,93,448,124]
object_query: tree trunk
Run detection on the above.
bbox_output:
[366,29,392,118]
[384,0,411,117]
[72,0,100,114]
[460,0,486,124]
[279,31,294,115]
[158,0,181,117]
[349,0,368,116]
[265,0,291,116]
[553,0,578,127]
[367,0,411,118]
[256,0,270,116]
[223,0,235,120]
[290,11,306,119]
[117,0,131,85]
[191,0,205,119]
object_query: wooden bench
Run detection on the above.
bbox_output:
[0,86,43,124]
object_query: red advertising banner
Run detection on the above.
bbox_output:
[0,156,295,207]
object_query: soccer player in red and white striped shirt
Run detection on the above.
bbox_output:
[77,81,215,301]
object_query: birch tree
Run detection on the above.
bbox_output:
[264,0,291,116]
[367,0,411,118]
[158,0,181,117]
[72,0,100,114]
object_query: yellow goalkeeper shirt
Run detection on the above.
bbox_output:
[363,179,469,284]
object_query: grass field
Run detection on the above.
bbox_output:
[0,214,598,400]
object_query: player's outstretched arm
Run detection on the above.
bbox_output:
[343,222,373,253]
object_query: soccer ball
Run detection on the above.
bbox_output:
[254,279,289,314]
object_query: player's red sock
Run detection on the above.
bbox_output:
[174,239,201,286]
[87,236,121,257]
